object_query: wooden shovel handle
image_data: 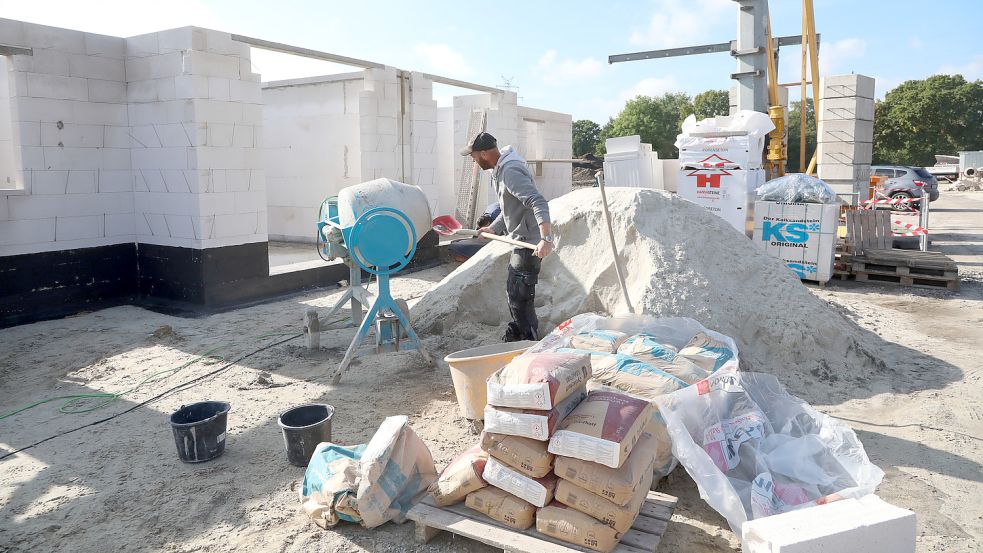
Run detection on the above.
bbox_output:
[478,232,537,250]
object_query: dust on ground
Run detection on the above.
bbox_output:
[1,192,981,553]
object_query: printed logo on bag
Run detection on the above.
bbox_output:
[760,221,809,247]
[698,154,735,167]
[702,412,766,472]
[687,168,731,188]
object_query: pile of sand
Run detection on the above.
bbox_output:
[413,188,889,400]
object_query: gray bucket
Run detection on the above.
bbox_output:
[278,403,335,466]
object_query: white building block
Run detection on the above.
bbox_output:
[157,28,193,54]
[207,77,231,101]
[818,119,874,144]
[0,195,8,221]
[193,99,243,123]
[125,53,185,82]
[20,146,45,171]
[105,212,134,236]
[14,48,70,75]
[0,218,56,246]
[184,50,240,79]
[84,33,125,59]
[231,124,253,148]
[213,211,258,237]
[174,75,209,99]
[125,33,160,58]
[96,170,129,193]
[23,23,85,52]
[817,141,873,166]
[161,169,190,193]
[69,54,124,81]
[56,214,104,240]
[129,125,162,148]
[138,170,167,192]
[88,79,126,103]
[742,495,915,553]
[234,190,265,213]
[818,163,871,182]
[820,97,875,122]
[32,171,69,195]
[190,214,215,239]
[229,79,261,104]
[127,79,160,103]
[73,101,128,126]
[102,127,130,150]
[156,77,177,101]
[18,122,41,147]
[102,148,130,170]
[67,170,98,194]
[41,123,104,148]
[164,214,195,238]
[226,169,251,191]
[131,147,189,170]
[206,123,234,147]
[27,74,88,101]
[0,19,26,47]
[156,123,192,147]
[821,74,875,100]
[143,212,169,236]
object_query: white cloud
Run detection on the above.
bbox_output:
[629,0,733,49]
[939,54,983,80]
[413,43,474,78]
[537,49,604,85]
[909,37,924,49]
[620,76,679,101]
[820,38,867,75]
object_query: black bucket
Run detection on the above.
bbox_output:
[278,403,334,467]
[169,401,231,463]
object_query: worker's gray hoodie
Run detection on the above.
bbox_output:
[488,146,550,243]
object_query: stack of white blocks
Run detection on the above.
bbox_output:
[816,74,875,205]
[517,105,573,201]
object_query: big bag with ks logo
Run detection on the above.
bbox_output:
[655,371,884,537]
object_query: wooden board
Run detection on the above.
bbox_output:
[855,270,959,291]
[860,248,958,270]
[407,491,678,553]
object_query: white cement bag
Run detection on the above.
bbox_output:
[656,371,884,536]
[482,457,558,508]
[570,329,629,353]
[483,387,587,440]
[337,178,433,244]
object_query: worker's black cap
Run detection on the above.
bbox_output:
[459,132,498,156]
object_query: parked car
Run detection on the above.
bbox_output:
[871,165,940,206]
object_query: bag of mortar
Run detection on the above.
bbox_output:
[554,418,672,506]
[570,329,629,353]
[548,390,654,469]
[300,442,367,528]
[355,415,438,528]
[466,486,536,530]
[483,386,586,440]
[678,332,736,373]
[486,351,591,410]
[617,334,710,384]
[481,432,554,478]
[559,349,688,398]
[537,501,622,552]
[656,371,884,537]
[527,313,739,376]
[429,444,488,506]
[482,457,558,508]
[554,456,654,533]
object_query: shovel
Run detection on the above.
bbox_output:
[432,215,537,250]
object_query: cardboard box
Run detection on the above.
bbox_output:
[678,168,764,235]
[752,201,839,282]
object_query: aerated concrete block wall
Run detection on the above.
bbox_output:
[817,74,875,204]
[262,73,364,241]
[517,105,573,201]
[0,20,131,257]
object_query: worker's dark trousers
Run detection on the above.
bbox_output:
[505,248,541,342]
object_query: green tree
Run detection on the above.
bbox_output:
[873,75,983,166]
[572,119,602,157]
[692,90,730,120]
[596,92,695,157]
[786,99,817,173]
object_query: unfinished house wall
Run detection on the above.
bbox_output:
[262,73,364,242]
[517,105,573,201]
[436,106,454,217]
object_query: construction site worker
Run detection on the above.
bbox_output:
[461,132,554,342]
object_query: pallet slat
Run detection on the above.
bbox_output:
[407,491,677,553]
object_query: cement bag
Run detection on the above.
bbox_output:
[355,415,437,528]
[554,458,654,533]
[528,313,739,376]
[300,443,367,528]
[487,351,591,410]
[337,178,432,245]
[617,334,710,384]
[483,457,558,508]
[678,332,737,373]
[537,502,622,552]
[484,386,586,440]
[466,486,536,530]
[656,371,884,537]
[429,445,488,506]
[549,390,654,469]
[561,349,688,398]
[570,329,629,353]
[481,432,554,478]
[554,419,670,506]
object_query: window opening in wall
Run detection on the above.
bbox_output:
[0,56,24,191]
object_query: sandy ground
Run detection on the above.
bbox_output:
[1,192,981,553]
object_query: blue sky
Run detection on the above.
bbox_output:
[2,0,981,123]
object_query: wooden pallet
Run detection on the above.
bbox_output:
[851,248,959,290]
[407,491,677,553]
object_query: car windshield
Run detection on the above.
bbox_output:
[911,167,933,178]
